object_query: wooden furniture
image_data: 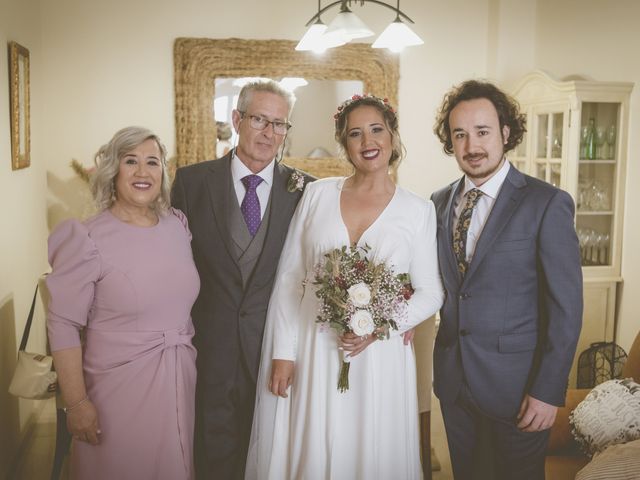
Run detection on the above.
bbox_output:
[415,318,436,479]
[545,330,640,478]
[511,70,634,386]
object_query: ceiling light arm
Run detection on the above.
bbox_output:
[304,0,414,27]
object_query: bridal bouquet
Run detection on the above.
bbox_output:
[313,244,413,392]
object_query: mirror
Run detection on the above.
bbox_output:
[174,38,399,178]
[214,78,363,158]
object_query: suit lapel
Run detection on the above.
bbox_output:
[444,178,465,284]
[246,162,298,290]
[463,166,527,284]
[206,153,240,268]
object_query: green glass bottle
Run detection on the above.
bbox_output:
[585,118,596,160]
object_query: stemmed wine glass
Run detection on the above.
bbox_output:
[595,126,606,160]
[606,124,616,159]
[597,233,610,265]
[580,126,589,159]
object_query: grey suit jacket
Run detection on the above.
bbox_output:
[431,164,583,420]
[171,153,312,383]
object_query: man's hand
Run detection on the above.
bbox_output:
[269,359,294,398]
[402,328,415,345]
[516,394,557,432]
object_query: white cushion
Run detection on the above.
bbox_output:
[575,439,640,480]
[569,378,640,456]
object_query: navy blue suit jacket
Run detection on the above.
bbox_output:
[431,164,583,420]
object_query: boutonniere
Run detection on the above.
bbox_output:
[287,170,305,193]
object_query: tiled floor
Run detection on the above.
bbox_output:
[431,394,453,480]
[13,395,453,480]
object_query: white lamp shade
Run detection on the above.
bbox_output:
[325,10,374,40]
[372,20,424,52]
[296,23,347,52]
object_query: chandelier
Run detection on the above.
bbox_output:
[296,0,424,53]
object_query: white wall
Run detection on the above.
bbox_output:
[397,0,493,196]
[38,0,493,227]
[0,0,48,475]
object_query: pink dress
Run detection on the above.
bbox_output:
[46,208,200,480]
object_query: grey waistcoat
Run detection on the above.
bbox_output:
[228,187,272,289]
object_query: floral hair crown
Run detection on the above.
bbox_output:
[333,94,396,124]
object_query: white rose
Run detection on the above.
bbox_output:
[347,282,371,307]
[350,310,375,336]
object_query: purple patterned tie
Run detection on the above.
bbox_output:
[241,175,264,236]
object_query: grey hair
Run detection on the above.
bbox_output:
[91,126,170,214]
[236,80,296,116]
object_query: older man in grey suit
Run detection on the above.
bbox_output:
[171,80,312,479]
[430,80,582,479]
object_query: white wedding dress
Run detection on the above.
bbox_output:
[246,177,444,480]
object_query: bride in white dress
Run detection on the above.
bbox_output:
[246,95,444,480]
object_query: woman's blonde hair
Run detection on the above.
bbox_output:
[91,126,170,213]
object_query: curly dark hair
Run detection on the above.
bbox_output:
[334,95,405,166]
[433,79,526,155]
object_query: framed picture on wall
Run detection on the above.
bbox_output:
[8,41,31,170]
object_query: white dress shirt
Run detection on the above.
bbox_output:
[453,159,511,263]
[231,153,275,220]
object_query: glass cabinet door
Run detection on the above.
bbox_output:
[533,111,564,187]
[576,102,619,267]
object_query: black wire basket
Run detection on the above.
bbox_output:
[577,341,628,388]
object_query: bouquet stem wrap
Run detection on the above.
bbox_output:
[338,350,351,393]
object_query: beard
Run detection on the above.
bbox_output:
[460,152,505,181]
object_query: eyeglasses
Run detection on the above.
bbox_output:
[239,112,291,135]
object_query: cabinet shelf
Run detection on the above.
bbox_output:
[579,160,616,164]
[577,211,614,216]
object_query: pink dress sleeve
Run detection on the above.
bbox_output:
[170,207,192,241]
[46,219,101,352]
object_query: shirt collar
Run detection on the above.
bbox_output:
[231,151,275,187]
[462,158,511,200]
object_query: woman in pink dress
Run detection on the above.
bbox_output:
[47,126,200,480]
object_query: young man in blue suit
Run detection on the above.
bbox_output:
[431,80,583,479]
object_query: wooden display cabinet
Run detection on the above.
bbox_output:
[511,70,633,386]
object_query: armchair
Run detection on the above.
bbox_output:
[545,330,640,479]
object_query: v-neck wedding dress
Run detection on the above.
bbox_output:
[246,177,444,480]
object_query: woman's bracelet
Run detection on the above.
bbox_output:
[63,395,89,413]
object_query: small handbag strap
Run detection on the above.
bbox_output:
[18,284,40,352]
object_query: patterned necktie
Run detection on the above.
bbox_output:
[241,175,264,236]
[453,188,484,276]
